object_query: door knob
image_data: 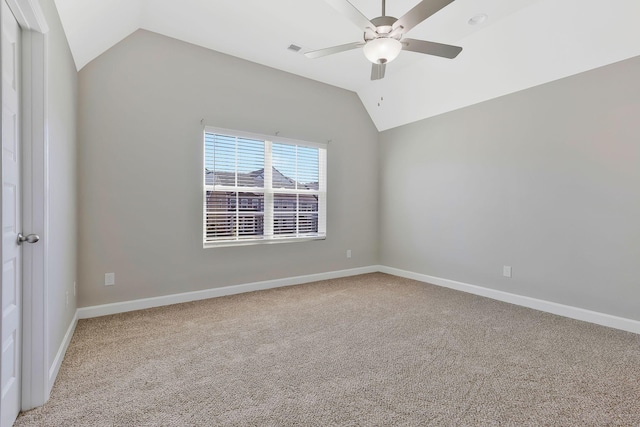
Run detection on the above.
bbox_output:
[17,233,40,245]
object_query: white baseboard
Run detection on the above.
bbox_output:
[76,264,639,335]
[77,266,380,319]
[48,263,638,415]
[48,311,78,391]
[379,266,640,335]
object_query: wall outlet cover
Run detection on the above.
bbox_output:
[503,266,512,278]
[105,273,115,286]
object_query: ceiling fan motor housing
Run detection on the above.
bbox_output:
[364,16,401,41]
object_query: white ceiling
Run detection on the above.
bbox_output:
[54,0,640,131]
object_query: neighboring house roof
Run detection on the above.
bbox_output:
[205,167,318,190]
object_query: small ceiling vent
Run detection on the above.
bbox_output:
[287,44,302,53]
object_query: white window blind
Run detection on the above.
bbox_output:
[203,127,327,246]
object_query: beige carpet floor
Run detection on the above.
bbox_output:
[16,273,640,426]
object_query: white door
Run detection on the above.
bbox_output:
[1,1,21,425]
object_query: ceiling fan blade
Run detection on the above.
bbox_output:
[304,42,364,59]
[393,0,454,34]
[371,63,386,80]
[402,38,462,59]
[323,0,374,30]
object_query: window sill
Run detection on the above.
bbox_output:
[203,235,326,249]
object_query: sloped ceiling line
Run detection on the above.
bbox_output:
[54,0,640,131]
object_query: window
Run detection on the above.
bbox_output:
[203,127,327,247]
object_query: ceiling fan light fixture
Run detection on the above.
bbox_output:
[363,38,402,64]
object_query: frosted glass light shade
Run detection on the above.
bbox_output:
[363,38,402,64]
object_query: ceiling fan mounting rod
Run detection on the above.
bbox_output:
[382,0,386,16]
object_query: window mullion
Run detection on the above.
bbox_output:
[318,148,327,234]
[295,146,299,236]
[234,136,238,187]
[264,141,273,237]
[235,192,239,240]
[296,193,300,236]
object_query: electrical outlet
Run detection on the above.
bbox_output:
[105,272,115,286]
[347,249,352,259]
[503,266,512,278]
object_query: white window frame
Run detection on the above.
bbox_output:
[203,126,327,248]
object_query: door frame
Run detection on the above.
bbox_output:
[4,0,49,410]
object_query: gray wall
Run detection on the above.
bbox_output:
[380,55,640,321]
[40,0,78,366]
[77,30,379,307]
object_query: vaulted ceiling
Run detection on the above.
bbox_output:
[54,0,640,131]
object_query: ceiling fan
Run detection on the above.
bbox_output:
[305,0,462,80]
